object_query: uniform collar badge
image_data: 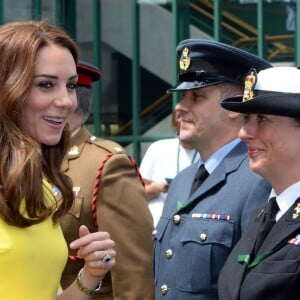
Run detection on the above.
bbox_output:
[242,68,257,103]
[179,47,191,71]
[292,203,300,219]
[68,145,79,155]
[73,186,81,197]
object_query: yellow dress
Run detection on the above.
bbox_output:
[0,180,68,300]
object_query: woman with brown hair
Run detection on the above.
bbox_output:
[0,20,115,299]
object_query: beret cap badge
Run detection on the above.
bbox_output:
[179,47,191,71]
[242,68,257,103]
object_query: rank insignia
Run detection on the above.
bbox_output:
[179,47,191,71]
[242,68,257,103]
[68,145,79,155]
[292,203,300,219]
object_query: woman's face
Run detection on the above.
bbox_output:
[20,44,77,145]
[239,113,300,191]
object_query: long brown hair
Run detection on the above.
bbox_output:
[0,21,79,227]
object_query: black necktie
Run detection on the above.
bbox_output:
[189,164,209,196]
[253,197,279,255]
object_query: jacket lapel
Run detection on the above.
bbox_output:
[257,198,300,255]
[179,142,248,211]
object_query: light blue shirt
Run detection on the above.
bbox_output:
[200,138,241,175]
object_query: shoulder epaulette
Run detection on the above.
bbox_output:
[68,136,143,262]
[88,135,125,154]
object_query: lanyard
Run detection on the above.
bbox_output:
[177,143,198,174]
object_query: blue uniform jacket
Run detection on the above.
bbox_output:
[218,197,300,300]
[153,142,271,300]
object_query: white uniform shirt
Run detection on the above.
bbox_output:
[140,138,200,227]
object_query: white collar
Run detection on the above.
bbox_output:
[269,181,300,220]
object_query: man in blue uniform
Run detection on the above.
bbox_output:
[219,66,300,300]
[153,39,272,299]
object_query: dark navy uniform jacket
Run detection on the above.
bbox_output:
[218,197,300,300]
[154,142,271,300]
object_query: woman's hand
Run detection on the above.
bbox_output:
[70,225,116,280]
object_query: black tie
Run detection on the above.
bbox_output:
[253,197,279,255]
[189,164,209,196]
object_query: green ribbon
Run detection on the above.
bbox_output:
[176,200,185,210]
[237,254,250,265]
[237,240,287,270]
[238,252,273,269]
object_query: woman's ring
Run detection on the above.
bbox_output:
[102,250,111,263]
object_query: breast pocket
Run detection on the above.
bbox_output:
[177,218,235,293]
[254,242,300,274]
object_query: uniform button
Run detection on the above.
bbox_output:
[200,233,207,241]
[173,214,181,224]
[165,249,173,259]
[161,284,168,295]
[152,229,157,239]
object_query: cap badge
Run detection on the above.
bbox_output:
[179,47,191,71]
[242,68,257,103]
